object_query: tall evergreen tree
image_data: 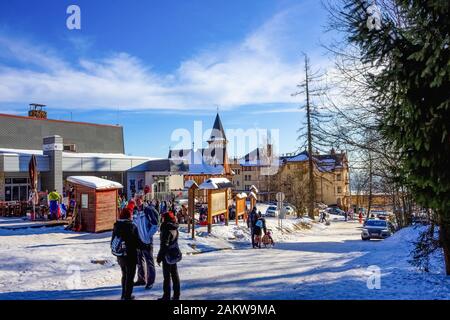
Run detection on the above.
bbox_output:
[335,0,450,274]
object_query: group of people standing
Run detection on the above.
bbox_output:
[111,196,182,300]
[247,207,270,248]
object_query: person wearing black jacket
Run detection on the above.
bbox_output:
[247,207,258,248]
[253,212,267,248]
[156,211,180,300]
[111,207,139,300]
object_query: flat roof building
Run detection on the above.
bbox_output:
[0,109,150,202]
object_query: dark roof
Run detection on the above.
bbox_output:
[0,113,124,153]
[129,159,188,173]
[280,150,347,172]
[208,113,227,142]
[0,113,121,128]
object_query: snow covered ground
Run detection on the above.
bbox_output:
[0,215,448,300]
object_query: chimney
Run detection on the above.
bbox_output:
[28,103,47,119]
[42,135,63,195]
[330,147,336,155]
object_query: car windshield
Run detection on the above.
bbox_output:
[365,220,387,227]
[268,206,277,210]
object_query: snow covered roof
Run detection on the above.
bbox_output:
[235,192,248,199]
[0,147,153,160]
[280,150,348,173]
[0,148,45,156]
[184,180,198,189]
[248,191,257,199]
[198,178,234,190]
[67,176,123,190]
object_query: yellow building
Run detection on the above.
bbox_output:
[231,147,350,209]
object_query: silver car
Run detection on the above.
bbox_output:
[361,219,394,240]
[265,205,279,217]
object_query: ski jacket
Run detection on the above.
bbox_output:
[133,206,159,245]
[247,209,258,228]
[157,221,179,263]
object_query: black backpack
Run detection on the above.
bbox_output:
[111,235,127,257]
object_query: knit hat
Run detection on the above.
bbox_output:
[163,210,176,223]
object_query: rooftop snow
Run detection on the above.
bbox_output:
[0,148,153,160]
[66,176,123,190]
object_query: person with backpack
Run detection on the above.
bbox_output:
[133,197,159,290]
[111,207,139,300]
[156,210,181,300]
[247,207,258,248]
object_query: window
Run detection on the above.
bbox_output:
[81,194,89,208]
[337,186,342,194]
[236,181,240,187]
[63,144,77,152]
[4,177,30,201]
[336,174,342,181]
[13,178,27,184]
[245,185,251,191]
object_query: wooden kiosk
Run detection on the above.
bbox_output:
[198,178,234,234]
[67,176,123,233]
[235,192,248,225]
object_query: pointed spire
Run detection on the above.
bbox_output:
[208,112,227,143]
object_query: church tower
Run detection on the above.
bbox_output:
[206,113,231,175]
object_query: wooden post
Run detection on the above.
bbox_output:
[186,183,197,239]
[207,190,212,234]
[225,188,229,226]
[187,188,192,234]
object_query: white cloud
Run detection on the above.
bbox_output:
[0,8,331,112]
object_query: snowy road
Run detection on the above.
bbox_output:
[0,218,449,300]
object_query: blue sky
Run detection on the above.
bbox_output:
[0,0,334,158]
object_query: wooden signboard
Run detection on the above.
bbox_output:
[235,193,247,225]
[207,189,228,233]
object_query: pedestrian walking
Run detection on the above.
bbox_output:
[157,210,182,300]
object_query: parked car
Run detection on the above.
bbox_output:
[326,207,346,216]
[361,219,395,240]
[265,205,279,217]
[284,205,296,216]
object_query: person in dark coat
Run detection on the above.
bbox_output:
[247,207,258,248]
[111,207,139,300]
[156,211,181,300]
[253,212,267,248]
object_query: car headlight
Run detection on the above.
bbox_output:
[381,229,389,233]
[362,228,369,233]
